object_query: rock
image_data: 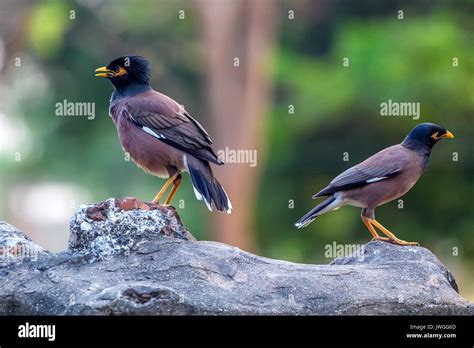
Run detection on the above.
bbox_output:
[0,198,472,315]
[68,198,195,261]
[0,221,49,266]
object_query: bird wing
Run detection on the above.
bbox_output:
[313,145,409,197]
[124,90,223,165]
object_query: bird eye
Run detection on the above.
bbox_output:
[115,66,121,72]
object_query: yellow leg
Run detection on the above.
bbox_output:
[164,174,182,205]
[361,216,390,242]
[152,173,179,204]
[369,219,419,246]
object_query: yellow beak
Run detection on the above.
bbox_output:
[444,130,454,139]
[95,66,115,78]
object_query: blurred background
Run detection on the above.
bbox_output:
[0,0,472,300]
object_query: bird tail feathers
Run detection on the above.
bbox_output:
[295,196,342,228]
[186,157,232,214]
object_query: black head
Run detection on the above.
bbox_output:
[401,123,454,151]
[95,56,150,89]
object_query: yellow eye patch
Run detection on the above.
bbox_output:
[115,66,128,77]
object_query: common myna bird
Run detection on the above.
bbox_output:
[295,123,454,245]
[95,56,231,213]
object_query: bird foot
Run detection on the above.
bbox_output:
[151,201,173,207]
[372,236,419,246]
[372,236,391,242]
[384,238,419,246]
[151,203,175,209]
[388,239,419,246]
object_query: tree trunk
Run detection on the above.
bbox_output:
[197,0,276,251]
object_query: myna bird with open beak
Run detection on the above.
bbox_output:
[295,123,454,245]
[95,56,231,213]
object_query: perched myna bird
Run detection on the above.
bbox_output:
[95,56,231,213]
[295,123,454,245]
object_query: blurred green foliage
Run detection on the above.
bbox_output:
[28,2,72,58]
[0,0,472,297]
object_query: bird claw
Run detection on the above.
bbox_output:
[156,203,175,210]
[371,236,419,246]
[372,236,391,242]
[387,238,419,246]
[148,201,172,208]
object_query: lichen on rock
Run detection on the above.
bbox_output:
[68,198,195,260]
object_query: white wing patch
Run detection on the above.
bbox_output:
[366,177,388,183]
[142,126,166,139]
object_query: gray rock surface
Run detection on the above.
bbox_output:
[0,198,472,315]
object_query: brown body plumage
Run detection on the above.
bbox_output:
[111,91,201,178]
[96,56,231,213]
[332,145,424,217]
[296,123,454,246]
